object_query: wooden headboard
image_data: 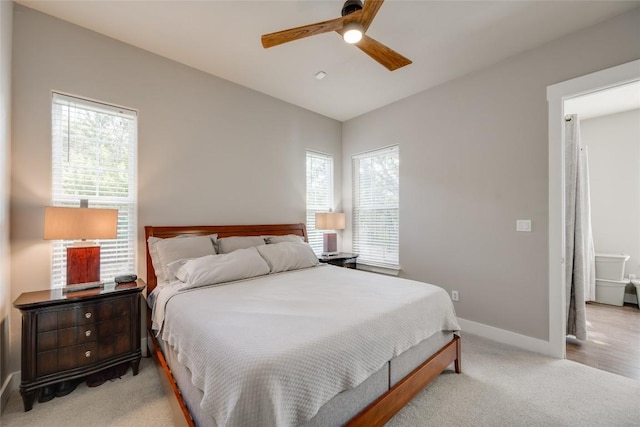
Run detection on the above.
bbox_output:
[144,223,308,295]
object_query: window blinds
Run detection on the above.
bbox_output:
[352,145,399,268]
[306,151,333,255]
[51,93,137,287]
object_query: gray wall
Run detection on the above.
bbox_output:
[582,109,640,297]
[9,5,342,373]
[342,9,640,340]
[0,0,13,405]
[7,2,640,379]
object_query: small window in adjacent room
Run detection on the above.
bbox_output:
[306,151,333,255]
[352,145,399,269]
[50,93,137,287]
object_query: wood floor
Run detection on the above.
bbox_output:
[566,302,640,380]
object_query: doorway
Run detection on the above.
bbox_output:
[562,84,640,380]
[547,59,640,361]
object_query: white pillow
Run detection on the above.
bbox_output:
[147,236,166,282]
[264,234,304,244]
[176,247,270,290]
[256,242,319,273]
[217,236,266,254]
[148,234,217,283]
[166,258,191,282]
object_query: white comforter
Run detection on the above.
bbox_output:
[154,265,460,427]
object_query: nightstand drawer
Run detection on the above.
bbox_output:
[97,332,131,360]
[37,325,97,352]
[36,342,98,376]
[37,305,97,332]
[96,313,129,335]
[56,305,97,327]
[75,305,97,325]
[76,343,98,368]
[77,325,97,343]
[37,311,58,332]
[96,298,129,320]
[37,330,57,352]
[58,343,98,370]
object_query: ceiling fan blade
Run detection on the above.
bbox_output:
[360,0,384,32]
[262,16,346,48]
[355,35,412,71]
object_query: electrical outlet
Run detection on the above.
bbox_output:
[451,290,459,301]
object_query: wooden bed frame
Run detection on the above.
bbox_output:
[144,223,461,427]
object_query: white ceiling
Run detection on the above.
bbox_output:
[564,81,640,120]
[16,0,640,121]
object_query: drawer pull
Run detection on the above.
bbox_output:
[85,350,91,358]
[85,330,91,337]
[85,312,92,319]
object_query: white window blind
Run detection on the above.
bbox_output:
[306,151,333,255]
[51,93,137,287]
[352,145,399,268]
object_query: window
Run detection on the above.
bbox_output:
[352,145,399,268]
[51,93,137,287]
[306,151,333,255]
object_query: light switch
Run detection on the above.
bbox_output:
[516,220,532,232]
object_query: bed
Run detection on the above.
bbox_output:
[145,223,461,427]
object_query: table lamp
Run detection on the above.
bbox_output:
[44,201,118,286]
[315,212,345,256]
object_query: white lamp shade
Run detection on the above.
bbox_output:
[44,206,118,240]
[315,212,345,230]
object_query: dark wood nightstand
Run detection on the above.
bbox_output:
[318,253,359,269]
[13,280,145,411]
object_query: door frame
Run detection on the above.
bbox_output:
[546,59,640,358]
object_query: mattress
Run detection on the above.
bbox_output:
[151,265,460,427]
[158,330,454,427]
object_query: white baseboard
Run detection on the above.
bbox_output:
[457,318,552,357]
[0,370,20,413]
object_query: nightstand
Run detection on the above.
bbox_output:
[13,280,145,411]
[318,253,359,269]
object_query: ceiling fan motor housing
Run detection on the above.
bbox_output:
[342,0,363,17]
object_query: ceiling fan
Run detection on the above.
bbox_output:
[261,0,412,71]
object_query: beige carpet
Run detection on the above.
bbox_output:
[388,334,640,426]
[1,357,174,427]
[2,334,639,426]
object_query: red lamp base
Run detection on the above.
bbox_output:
[323,232,338,255]
[67,246,100,285]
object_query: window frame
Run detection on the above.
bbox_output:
[352,145,400,270]
[50,92,137,288]
[306,150,334,255]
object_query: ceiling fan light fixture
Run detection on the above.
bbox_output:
[343,21,364,44]
[261,0,412,71]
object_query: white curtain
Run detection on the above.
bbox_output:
[565,114,595,340]
[581,146,596,302]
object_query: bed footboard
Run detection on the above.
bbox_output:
[148,333,194,427]
[347,334,461,427]
[149,330,461,427]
